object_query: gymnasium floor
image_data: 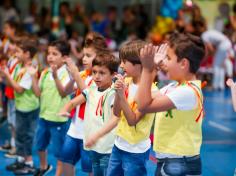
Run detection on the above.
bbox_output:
[0,88,236,176]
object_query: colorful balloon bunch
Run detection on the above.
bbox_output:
[150,16,175,43]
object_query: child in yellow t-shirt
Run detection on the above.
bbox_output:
[137,32,205,176]
[107,40,156,176]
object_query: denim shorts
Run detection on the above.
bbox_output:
[15,108,39,156]
[107,145,150,176]
[90,151,110,176]
[35,118,68,158]
[155,155,202,176]
[59,135,92,173]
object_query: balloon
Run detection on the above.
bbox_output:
[151,16,175,43]
[161,0,183,19]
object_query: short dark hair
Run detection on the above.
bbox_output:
[19,39,37,58]
[4,20,18,30]
[49,40,70,56]
[92,52,119,74]
[119,40,147,65]
[10,34,27,45]
[59,1,70,9]
[84,32,109,53]
[168,32,205,73]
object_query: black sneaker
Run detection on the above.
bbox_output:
[0,143,11,152]
[34,165,53,176]
[14,164,37,175]
[6,161,25,171]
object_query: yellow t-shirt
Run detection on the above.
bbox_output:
[116,78,156,146]
[154,81,204,156]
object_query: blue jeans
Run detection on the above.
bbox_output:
[7,99,16,127]
[90,151,110,176]
[155,155,202,176]
[15,108,39,156]
[35,118,68,158]
[107,145,150,176]
[59,135,92,173]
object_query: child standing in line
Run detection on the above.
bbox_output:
[0,20,18,125]
[107,40,157,176]
[60,52,120,176]
[0,39,39,175]
[0,37,20,158]
[137,32,205,176]
[28,40,71,176]
[0,20,18,54]
[60,33,109,176]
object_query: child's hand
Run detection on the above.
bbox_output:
[114,75,126,98]
[51,65,58,78]
[226,78,236,88]
[27,65,38,76]
[64,57,79,76]
[154,43,168,70]
[140,44,157,71]
[85,134,99,148]
[58,111,71,117]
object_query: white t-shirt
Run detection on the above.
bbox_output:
[19,71,32,90]
[156,82,198,158]
[201,30,231,48]
[47,65,70,86]
[67,76,93,139]
[7,57,18,78]
[67,109,84,139]
[7,57,17,69]
[115,137,150,153]
[162,82,197,110]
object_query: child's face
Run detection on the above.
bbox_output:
[3,24,14,38]
[163,48,183,80]
[120,60,138,77]
[47,46,64,67]
[15,47,25,62]
[92,65,113,89]
[7,43,16,56]
[82,48,96,70]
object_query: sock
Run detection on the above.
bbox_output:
[17,156,25,163]
[10,138,15,147]
[25,161,33,167]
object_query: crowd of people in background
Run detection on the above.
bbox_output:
[1,0,235,90]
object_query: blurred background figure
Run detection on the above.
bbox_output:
[0,0,19,32]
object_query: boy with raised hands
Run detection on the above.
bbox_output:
[28,40,72,176]
[137,32,206,176]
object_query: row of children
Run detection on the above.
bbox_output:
[0,20,206,176]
